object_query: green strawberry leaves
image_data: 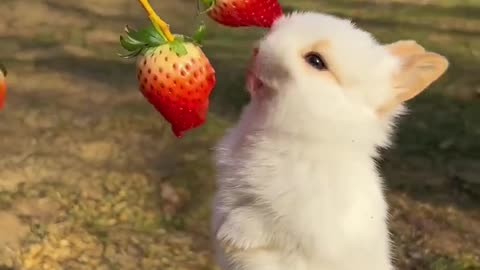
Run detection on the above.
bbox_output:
[119,25,169,58]
[169,40,188,56]
[120,35,142,51]
[119,15,208,58]
[198,0,215,13]
[127,25,165,44]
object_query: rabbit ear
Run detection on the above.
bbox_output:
[378,40,449,115]
[384,40,426,57]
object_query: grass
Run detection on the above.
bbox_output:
[0,0,478,269]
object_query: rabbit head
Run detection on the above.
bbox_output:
[246,12,448,150]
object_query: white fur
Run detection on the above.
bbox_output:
[212,12,406,270]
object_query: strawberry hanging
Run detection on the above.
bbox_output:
[200,0,284,28]
[120,0,216,138]
[0,64,7,110]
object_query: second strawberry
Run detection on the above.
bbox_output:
[201,0,284,28]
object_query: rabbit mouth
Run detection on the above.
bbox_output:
[246,48,264,95]
[246,47,277,97]
[247,70,265,94]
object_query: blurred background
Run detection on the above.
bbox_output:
[0,0,478,269]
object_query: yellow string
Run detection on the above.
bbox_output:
[137,0,175,42]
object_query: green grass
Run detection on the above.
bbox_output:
[1,0,478,269]
[430,255,480,270]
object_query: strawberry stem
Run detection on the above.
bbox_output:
[198,0,215,14]
[193,23,207,44]
[136,0,175,42]
[201,0,214,7]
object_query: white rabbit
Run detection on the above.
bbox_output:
[212,11,448,270]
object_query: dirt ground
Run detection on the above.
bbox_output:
[0,0,479,270]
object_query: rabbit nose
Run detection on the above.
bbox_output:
[246,70,264,97]
[253,47,259,57]
[247,48,259,75]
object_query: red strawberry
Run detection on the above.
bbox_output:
[201,0,283,28]
[136,42,215,137]
[120,0,216,138]
[0,64,7,110]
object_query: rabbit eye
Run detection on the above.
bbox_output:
[304,52,327,70]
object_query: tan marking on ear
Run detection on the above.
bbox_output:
[396,52,449,99]
[385,40,426,57]
[377,50,449,116]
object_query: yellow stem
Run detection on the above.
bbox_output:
[137,0,175,42]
